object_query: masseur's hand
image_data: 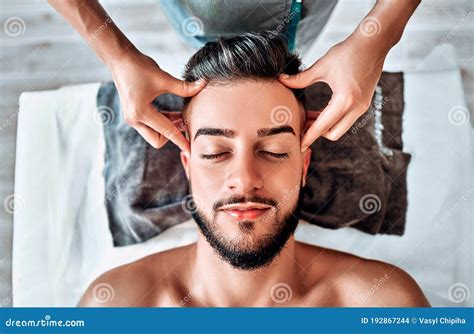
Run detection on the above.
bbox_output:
[112,52,206,153]
[47,0,206,153]
[278,0,420,151]
[279,35,385,149]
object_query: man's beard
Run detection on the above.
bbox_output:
[190,187,304,271]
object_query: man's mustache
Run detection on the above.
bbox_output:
[213,195,278,211]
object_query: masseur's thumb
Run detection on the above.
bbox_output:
[164,72,207,97]
[278,63,323,89]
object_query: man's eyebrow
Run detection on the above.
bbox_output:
[257,125,296,137]
[194,127,236,141]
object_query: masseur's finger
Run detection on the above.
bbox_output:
[278,62,323,89]
[134,122,169,149]
[141,106,190,153]
[303,111,322,133]
[161,111,184,122]
[134,112,187,149]
[321,111,359,141]
[162,72,207,97]
[301,94,347,150]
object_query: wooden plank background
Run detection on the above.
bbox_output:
[0,0,472,306]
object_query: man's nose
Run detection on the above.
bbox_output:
[225,152,263,193]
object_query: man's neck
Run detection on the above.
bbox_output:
[189,233,300,307]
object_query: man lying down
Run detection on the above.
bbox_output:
[79,32,430,307]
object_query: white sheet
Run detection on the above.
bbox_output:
[13,44,473,307]
[13,83,111,306]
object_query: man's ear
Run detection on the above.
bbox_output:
[180,149,191,180]
[301,147,311,187]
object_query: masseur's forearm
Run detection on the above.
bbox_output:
[47,0,139,70]
[351,0,421,55]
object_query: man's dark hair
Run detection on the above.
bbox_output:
[182,31,305,104]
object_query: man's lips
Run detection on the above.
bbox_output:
[218,203,272,220]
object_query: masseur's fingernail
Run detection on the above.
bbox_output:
[195,79,203,86]
[301,145,308,152]
[280,74,289,79]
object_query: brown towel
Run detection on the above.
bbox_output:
[301,72,410,235]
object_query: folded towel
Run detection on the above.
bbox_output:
[97,72,410,246]
[302,73,411,235]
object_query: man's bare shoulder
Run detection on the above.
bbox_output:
[77,244,194,307]
[297,242,431,307]
[340,257,431,307]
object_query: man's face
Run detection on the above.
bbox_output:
[180,80,311,270]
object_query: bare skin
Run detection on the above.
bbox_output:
[78,235,430,307]
[78,81,430,308]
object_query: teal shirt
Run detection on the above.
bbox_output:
[159,0,337,54]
